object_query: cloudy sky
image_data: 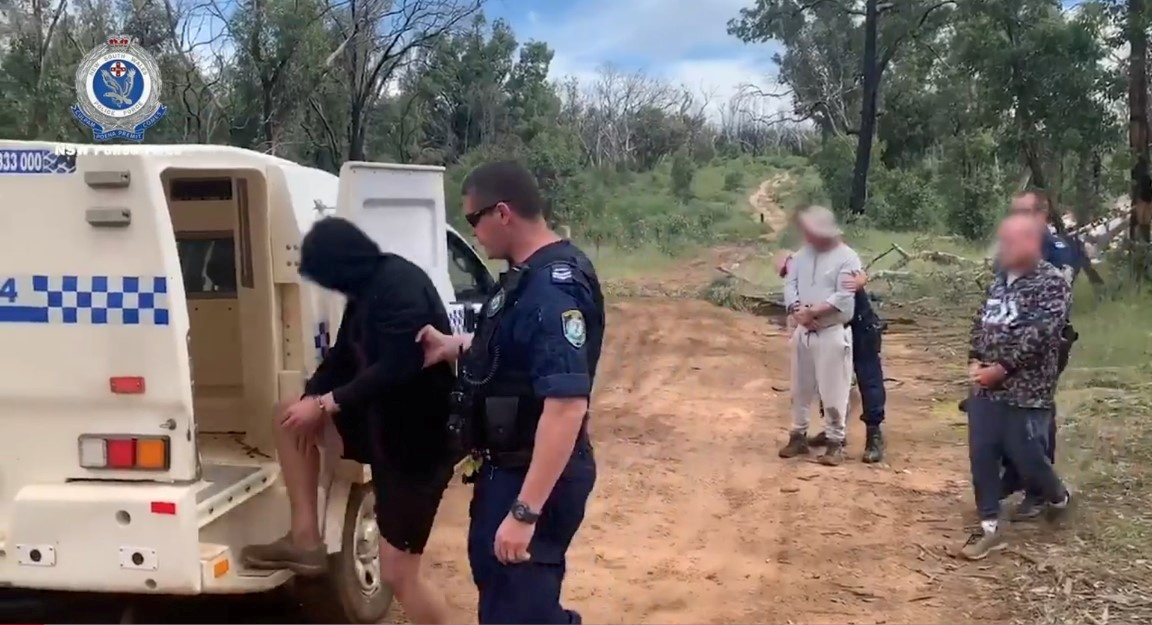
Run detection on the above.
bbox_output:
[484,0,784,114]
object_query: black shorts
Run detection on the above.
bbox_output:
[370,461,454,554]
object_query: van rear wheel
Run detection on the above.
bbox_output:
[295,483,394,623]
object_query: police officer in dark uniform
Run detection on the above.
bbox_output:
[416,161,604,624]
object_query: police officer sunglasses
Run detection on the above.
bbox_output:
[465,202,503,228]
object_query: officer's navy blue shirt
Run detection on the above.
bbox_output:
[1042,229,1075,276]
[497,241,599,399]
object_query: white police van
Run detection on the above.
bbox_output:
[0,140,495,622]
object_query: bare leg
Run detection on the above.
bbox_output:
[273,417,323,549]
[381,544,450,625]
[239,415,331,575]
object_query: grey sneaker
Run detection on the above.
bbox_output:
[1011,495,1045,521]
[959,527,1006,560]
[240,535,328,577]
[778,431,810,458]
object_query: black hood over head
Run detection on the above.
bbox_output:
[299,217,383,296]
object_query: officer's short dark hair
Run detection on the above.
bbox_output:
[461,161,544,219]
[1014,189,1050,216]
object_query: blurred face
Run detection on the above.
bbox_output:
[463,194,514,260]
[1009,193,1048,226]
[997,214,1043,271]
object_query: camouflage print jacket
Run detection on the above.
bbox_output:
[968,260,1071,409]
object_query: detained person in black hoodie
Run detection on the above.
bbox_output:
[240,217,456,624]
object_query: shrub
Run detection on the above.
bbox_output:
[723,170,745,192]
[670,150,695,200]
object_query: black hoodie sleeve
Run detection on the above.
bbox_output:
[329,263,430,411]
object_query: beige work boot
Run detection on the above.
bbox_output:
[778,431,810,458]
[240,535,328,577]
[818,441,845,466]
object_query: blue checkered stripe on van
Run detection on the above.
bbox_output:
[314,321,331,359]
[0,275,170,325]
[448,303,482,334]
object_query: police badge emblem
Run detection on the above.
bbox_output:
[561,310,586,348]
[486,289,505,318]
[71,35,167,142]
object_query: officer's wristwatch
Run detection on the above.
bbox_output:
[510,500,540,524]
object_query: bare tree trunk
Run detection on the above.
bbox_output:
[848,0,879,216]
[1129,0,1152,248]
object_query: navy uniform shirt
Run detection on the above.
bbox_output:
[1042,229,1076,284]
[496,241,602,400]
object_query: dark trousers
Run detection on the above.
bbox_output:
[468,446,596,624]
[1001,333,1073,499]
[967,396,1067,520]
[853,324,886,426]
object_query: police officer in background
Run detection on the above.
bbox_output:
[416,161,604,624]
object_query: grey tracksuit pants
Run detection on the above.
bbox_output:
[790,324,853,442]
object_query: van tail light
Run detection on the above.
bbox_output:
[79,435,169,470]
[109,376,146,394]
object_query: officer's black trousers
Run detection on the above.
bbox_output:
[853,325,886,426]
[468,446,596,624]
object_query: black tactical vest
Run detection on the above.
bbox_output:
[459,243,604,465]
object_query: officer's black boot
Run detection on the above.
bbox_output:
[862,425,884,464]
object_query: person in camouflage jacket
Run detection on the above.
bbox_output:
[960,214,1072,561]
[967,259,1070,410]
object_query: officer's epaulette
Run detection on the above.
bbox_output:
[549,261,577,284]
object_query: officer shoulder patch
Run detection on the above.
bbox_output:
[486,289,505,318]
[551,263,574,283]
[1053,239,1066,249]
[561,309,586,348]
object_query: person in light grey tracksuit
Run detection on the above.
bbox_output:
[778,205,862,466]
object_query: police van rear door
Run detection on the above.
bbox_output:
[335,161,454,306]
[0,144,197,494]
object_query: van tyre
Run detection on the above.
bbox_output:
[295,483,394,624]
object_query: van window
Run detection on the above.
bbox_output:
[169,178,233,201]
[447,234,494,303]
[177,233,237,298]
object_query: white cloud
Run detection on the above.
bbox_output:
[529,0,788,121]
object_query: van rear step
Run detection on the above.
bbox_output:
[200,543,291,593]
[195,464,278,527]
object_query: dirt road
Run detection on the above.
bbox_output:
[423,298,995,624]
[747,176,789,240]
[52,295,999,625]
